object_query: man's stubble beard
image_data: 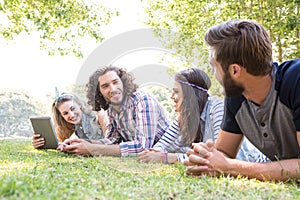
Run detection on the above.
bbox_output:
[223,71,245,97]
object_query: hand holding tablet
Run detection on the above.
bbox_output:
[30,116,59,149]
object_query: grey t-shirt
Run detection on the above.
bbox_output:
[221,59,300,160]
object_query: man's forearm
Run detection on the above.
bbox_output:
[90,144,121,156]
[226,158,300,181]
[91,140,105,144]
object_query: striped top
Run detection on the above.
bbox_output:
[153,96,224,162]
[100,90,170,156]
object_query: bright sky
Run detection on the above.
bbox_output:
[0,0,148,101]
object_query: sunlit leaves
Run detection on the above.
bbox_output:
[144,0,299,96]
[145,0,299,64]
[0,0,117,58]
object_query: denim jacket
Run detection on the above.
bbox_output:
[75,112,104,141]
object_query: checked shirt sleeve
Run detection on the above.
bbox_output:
[99,116,122,145]
[119,93,167,157]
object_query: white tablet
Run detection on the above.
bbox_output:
[30,116,59,149]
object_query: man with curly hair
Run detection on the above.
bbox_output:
[60,66,170,157]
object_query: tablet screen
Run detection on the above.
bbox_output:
[30,116,58,149]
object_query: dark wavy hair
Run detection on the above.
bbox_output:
[204,19,273,75]
[86,65,139,111]
[175,68,211,146]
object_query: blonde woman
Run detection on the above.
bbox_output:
[32,93,107,148]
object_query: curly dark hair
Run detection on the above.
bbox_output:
[175,68,211,146]
[86,65,139,111]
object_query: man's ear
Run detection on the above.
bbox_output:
[229,64,242,78]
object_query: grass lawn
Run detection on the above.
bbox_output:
[0,138,299,200]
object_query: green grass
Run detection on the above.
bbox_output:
[0,139,299,200]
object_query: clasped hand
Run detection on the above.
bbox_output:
[184,139,226,177]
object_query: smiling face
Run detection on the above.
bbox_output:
[171,81,183,112]
[57,99,82,125]
[98,70,124,110]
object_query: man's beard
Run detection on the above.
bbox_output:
[104,91,124,106]
[108,95,125,107]
[110,100,123,106]
[223,71,244,97]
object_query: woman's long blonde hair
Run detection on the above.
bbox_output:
[52,93,91,142]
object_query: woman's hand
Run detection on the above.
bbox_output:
[57,138,75,151]
[138,149,162,163]
[32,133,45,149]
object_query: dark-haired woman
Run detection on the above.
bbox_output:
[138,68,269,164]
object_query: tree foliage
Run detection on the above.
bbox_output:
[0,90,47,137]
[146,0,299,62]
[0,0,117,58]
[145,0,299,95]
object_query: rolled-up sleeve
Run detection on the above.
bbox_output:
[119,94,166,156]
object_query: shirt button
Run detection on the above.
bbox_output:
[263,133,268,137]
[261,122,265,127]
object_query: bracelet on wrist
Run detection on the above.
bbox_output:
[165,152,168,164]
[160,151,168,164]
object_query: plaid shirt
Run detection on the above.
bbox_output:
[100,90,170,156]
